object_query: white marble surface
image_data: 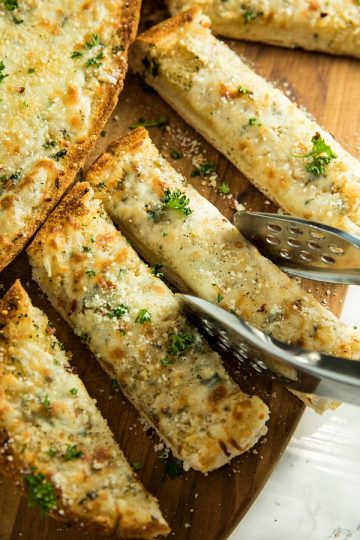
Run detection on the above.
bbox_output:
[230,286,360,540]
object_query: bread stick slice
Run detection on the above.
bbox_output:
[130,8,360,237]
[0,0,140,271]
[27,183,269,472]
[85,127,360,414]
[167,0,360,58]
[0,280,169,538]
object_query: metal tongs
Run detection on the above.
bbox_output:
[234,211,360,285]
[175,212,360,405]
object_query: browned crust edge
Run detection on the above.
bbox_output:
[0,280,170,538]
[0,0,141,272]
[135,6,203,44]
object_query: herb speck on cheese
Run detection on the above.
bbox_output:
[294,133,337,176]
[135,309,151,324]
[168,333,194,355]
[162,189,192,216]
[63,444,82,461]
[24,471,57,514]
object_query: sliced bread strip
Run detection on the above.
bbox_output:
[167,0,360,58]
[0,0,141,271]
[130,8,360,237]
[0,280,169,538]
[27,183,269,473]
[85,127,360,413]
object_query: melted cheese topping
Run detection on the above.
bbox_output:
[28,183,269,473]
[130,9,360,236]
[0,0,132,259]
[0,281,167,536]
[86,128,360,362]
[168,0,360,58]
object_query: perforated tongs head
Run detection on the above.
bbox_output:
[176,294,360,406]
[234,211,360,285]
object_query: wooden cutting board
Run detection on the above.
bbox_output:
[1,3,359,538]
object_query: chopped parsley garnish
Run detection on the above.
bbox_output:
[24,471,57,514]
[168,333,194,355]
[238,85,251,95]
[160,357,171,366]
[52,149,67,161]
[85,34,100,49]
[132,462,142,471]
[111,379,120,392]
[219,182,230,195]
[42,394,51,409]
[294,133,337,176]
[112,45,125,54]
[71,51,83,59]
[96,182,106,190]
[82,246,92,253]
[106,304,128,319]
[63,444,82,461]
[85,51,104,68]
[135,309,151,324]
[162,189,192,216]
[70,388,78,395]
[0,61,9,84]
[248,117,261,126]
[130,116,168,129]
[47,449,58,458]
[217,293,224,303]
[43,139,57,149]
[3,0,18,11]
[170,150,183,160]
[191,162,216,178]
[27,67,35,74]
[160,456,184,479]
[243,9,257,24]
[85,270,96,277]
[142,55,160,77]
[151,263,164,280]
[100,130,107,137]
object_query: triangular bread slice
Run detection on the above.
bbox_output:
[27,183,269,473]
[0,280,169,538]
[84,127,360,413]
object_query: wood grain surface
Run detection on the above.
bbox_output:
[1,2,359,539]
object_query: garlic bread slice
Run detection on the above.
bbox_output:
[85,127,360,413]
[0,280,169,538]
[130,8,360,237]
[27,183,269,473]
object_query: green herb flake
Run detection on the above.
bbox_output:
[132,462,142,471]
[71,51,83,59]
[162,189,192,216]
[135,309,151,324]
[243,10,257,24]
[130,116,168,129]
[160,357,171,367]
[47,449,58,458]
[82,246,92,253]
[191,162,216,178]
[161,456,184,479]
[3,0,18,11]
[27,67,35,74]
[85,34,100,49]
[96,182,106,190]
[217,294,224,303]
[70,388,78,396]
[85,269,96,277]
[24,471,57,514]
[168,333,194,355]
[52,149,67,161]
[106,304,128,319]
[100,130,107,137]
[248,117,261,126]
[170,150,183,160]
[294,133,337,176]
[111,379,120,392]
[218,182,230,195]
[238,85,251,95]
[63,444,82,461]
[85,52,104,68]
[42,394,51,409]
[0,61,9,84]
[43,139,57,149]
[151,263,164,280]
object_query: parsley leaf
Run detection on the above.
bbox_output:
[71,51,83,59]
[0,61,9,84]
[130,116,168,129]
[160,455,184,479]
[243,9,257,24]
[85,51,104,68]
[238,85,251,95]
[162,189,192,216]
[52,149,67,161]
[294,133,337,176]
[170,150,183,160]
[63,444,82,461]
[219,182,230,195]
[85,270,96,277]
[42,394,51,409]
[135,309,152,324]
[3,0,18,11]
[151,263,164,280]
[85,34,100,49]
[24,471,57,514]
[70,388,78,395]
[191,162,216,178]
[168,333,194,355]
[106,305,128,319]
